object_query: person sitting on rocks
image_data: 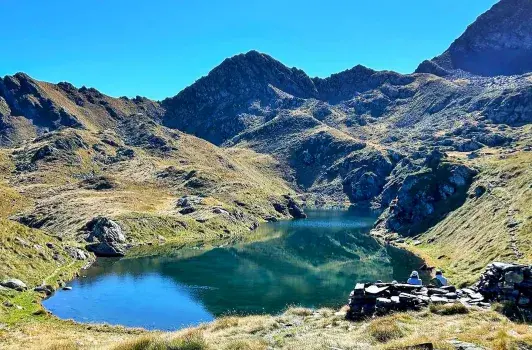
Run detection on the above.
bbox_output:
[433,269,448,286]
[407,271,422,285]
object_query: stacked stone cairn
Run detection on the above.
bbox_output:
[347,262,532,319]
[347,283,469,319]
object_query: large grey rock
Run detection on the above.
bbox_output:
[1,278,27,291]
[285,196,307,219]
[85,217,127,257]
[64,246,88,260]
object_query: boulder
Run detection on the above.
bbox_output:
[176,195,203,208]
[64,246,88,260]
[286,197,307,219]
[84,217,127,257]
[1,278,27,291]
[34,285,54,296]
[179,206,196,215]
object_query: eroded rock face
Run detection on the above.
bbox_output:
[286,196,307,219]
[375,160,477,236]
[84,217,127,257]
[274,196,307,219]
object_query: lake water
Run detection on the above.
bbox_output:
[43,209,427,330]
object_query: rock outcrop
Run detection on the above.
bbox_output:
[84,217,128,257]
[375,153,477,236]
[0,278,27,291]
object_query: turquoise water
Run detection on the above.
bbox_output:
[43,209,426,330]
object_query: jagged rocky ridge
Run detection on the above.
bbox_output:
[1,0,531,241]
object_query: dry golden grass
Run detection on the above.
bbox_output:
[112,330,207,350]
[5,307,528,350]
[368,317,404,343]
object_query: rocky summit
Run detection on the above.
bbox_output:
[416,0,532,76]
[1,0,532,349]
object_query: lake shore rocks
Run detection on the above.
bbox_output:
[34,284,55,296]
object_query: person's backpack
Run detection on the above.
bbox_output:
[431,277,443,287]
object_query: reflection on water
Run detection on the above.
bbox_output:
[44,208,426,330]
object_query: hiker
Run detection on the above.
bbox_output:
[432,269,448,286]
[407,271,422,285]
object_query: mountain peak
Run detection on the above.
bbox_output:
[417,0,532,76]
[161,51,319,144]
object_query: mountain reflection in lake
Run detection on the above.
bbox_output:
[44,209,426,330]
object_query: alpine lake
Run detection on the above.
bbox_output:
[43,209,427,330]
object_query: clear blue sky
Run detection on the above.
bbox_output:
[1,0,497,100]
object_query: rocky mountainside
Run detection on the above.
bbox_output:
[0,73,164,147]
[416,0,532,76]
[0,0,530,288]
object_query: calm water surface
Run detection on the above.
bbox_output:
[44,209,426,330]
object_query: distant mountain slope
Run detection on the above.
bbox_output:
[161,51,319,145]
[0,0,530,245]
[0,73,162,146]
[416,0,532,76]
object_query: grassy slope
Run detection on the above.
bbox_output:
[1,307,531,350]
[405,148,532,287]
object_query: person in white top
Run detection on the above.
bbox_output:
[407,271,422,285]
[434,269,448,286]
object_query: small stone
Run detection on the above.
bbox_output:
[14,237,29,247]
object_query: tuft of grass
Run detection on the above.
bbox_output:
[223,339,268,350]
[429,303,469,316]
[113,331,208,350]
[211,316,239,331]
[44,342,79,350]
[285,307,314,317]
[368,317,404,343]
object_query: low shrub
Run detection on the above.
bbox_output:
[223,339,268,350]
[212,316,239,330]
[285,307,313,317]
